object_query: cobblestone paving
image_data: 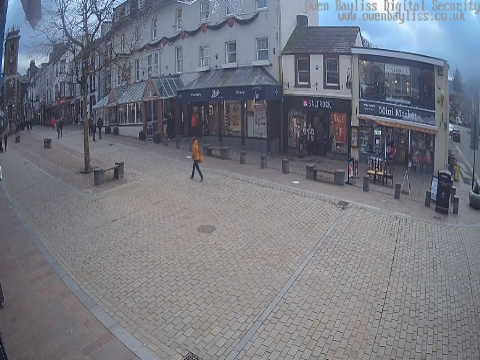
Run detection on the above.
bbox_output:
[1,127,479,360]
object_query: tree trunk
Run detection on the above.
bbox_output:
[81,75,91,172]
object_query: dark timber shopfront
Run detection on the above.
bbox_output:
[176,67,283,153]
[283,96,352,160]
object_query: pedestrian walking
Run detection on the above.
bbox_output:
[190,137,204,181]
[97,117,103,140]
[3,134,7,152]
[88,117,93,136]
[56,122,61,139]
[59,119,63,137]
[51,117,56,130]
[91,120,96,141]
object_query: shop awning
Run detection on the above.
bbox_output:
[359,115,437,135]
[177,66,283,103]
[93,94,109,110]
[118,81,147,105]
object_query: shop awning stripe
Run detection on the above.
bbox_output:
[358,115,437,135]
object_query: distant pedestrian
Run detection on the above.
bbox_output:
[97,117,103,140]
[51,117,55,130]
[56,122,61,139]
[59,119,63,137]
[0,279,4,308]
[190,137,203,181]
[92,120,96,141]
[3,133,7,152]
[88,117,93,136]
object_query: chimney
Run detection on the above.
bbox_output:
[296,15,308,27]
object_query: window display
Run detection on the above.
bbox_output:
[288,109,306,149]
[359,123,373,154]
[247,101,266,138]
[223,101,242,137]
[411,131,434,168]
[330,112,347,154]
[205,104,218,136]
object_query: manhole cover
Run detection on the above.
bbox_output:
[337,200,349,209]
[184,353,203,360]
[198,225,216,234]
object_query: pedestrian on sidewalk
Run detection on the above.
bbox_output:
[88,117,93,136]
[3,133,7,152]
[191,110,198,136]
[51,116,56,130]
[190,137,204,181]
[56,122,61,139]
[97,117,103,140]
[92,120,96,141]
[59,119,63,137]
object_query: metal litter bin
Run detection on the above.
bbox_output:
[435,170,452,215]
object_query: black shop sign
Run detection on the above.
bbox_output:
[359,100,435,127]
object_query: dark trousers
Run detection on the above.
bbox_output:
[60,127,63,136]
[57,130,60,139]
[92,132,96,141]
[98,127,102,139]
[191,160,203,179]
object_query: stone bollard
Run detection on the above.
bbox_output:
[240,151,247,164]
[394,183,401,200]
[425,190,431,207]
[114,162,125,179]
[453,196,459,214]
[282,159,289,174]
[163,137,169,146]
[176,138,181,149]
[261,154,267,169]
[363,175,369,192]
[93,168,105,186]
[306,164,317,180]
[334,170,345,186]
[450,186,456,203]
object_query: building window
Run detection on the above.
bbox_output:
[121,33,126,51]
[385,63,411,103]
[135,60,140,81]
[200,45,209,67]
[359,60,385,100]
[200,1,210,22]
[295,56,310,86]
[330,112,347,154]
[138,0,144,9]
[117,65,121,85]
[147,55,152,77]
[175,46,183,73]
[256,37,268,61]
[151,18,157,39]
[176,8,183,30]
[226,2,234,15]
[256,0,267,9]
[154,53,159,76]
[324,57,339,87]
[125,2,130,15]
[226,41,236,64]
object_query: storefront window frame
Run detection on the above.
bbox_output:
[295,55,310,87]
[324,55,339,89]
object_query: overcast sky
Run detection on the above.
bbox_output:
[5,0,480,81]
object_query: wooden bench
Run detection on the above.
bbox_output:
[94,162,124,185]
[205,145,229,160]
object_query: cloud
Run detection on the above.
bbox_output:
[319,0,480,80]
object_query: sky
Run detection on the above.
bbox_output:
[4,0,480,81]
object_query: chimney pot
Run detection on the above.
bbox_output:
[296,15,308,27]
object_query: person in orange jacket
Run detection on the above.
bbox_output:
[191,110,198,136]
[190,137,204,181]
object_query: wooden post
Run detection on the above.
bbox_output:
[157,99,163,138]
[142,101,147,134]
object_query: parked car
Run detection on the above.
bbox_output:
[455,117,463,126]
[451,128,461,142]
[449,123,454,135]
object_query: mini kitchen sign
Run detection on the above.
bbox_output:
[359,100,435,127]
[303,99,332,109]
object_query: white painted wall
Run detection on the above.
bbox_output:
[278,0,319,51]
[282,54,353,99]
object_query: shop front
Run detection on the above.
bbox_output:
[177,67,283,153]
[283,96,351,160]
[351,47,449,175]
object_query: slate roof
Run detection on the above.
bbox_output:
[181,66,281,91]
[92,94,109,109]
[282,26,361,54]
[108,85,129,106]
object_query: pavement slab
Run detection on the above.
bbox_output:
[0,126,479,360]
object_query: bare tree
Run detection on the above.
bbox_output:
[36,0,116,171]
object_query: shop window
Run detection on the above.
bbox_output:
[176,8,183,30]
[226,41,236,64]
[200,1,210,22]
[324,57,339,87]
[385,64,411,104]
[256,37,268,61]
[200,45,210,67]
[359,121,373,154]
[411,131,434,170]
[359,60,385,100]
[223,101,242,137]
[287,109,306,149]
[411,68,435,109]
[204,104,218,136]
[330,112,347,154]
[247,101,267,138]
[295,56,310,86]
